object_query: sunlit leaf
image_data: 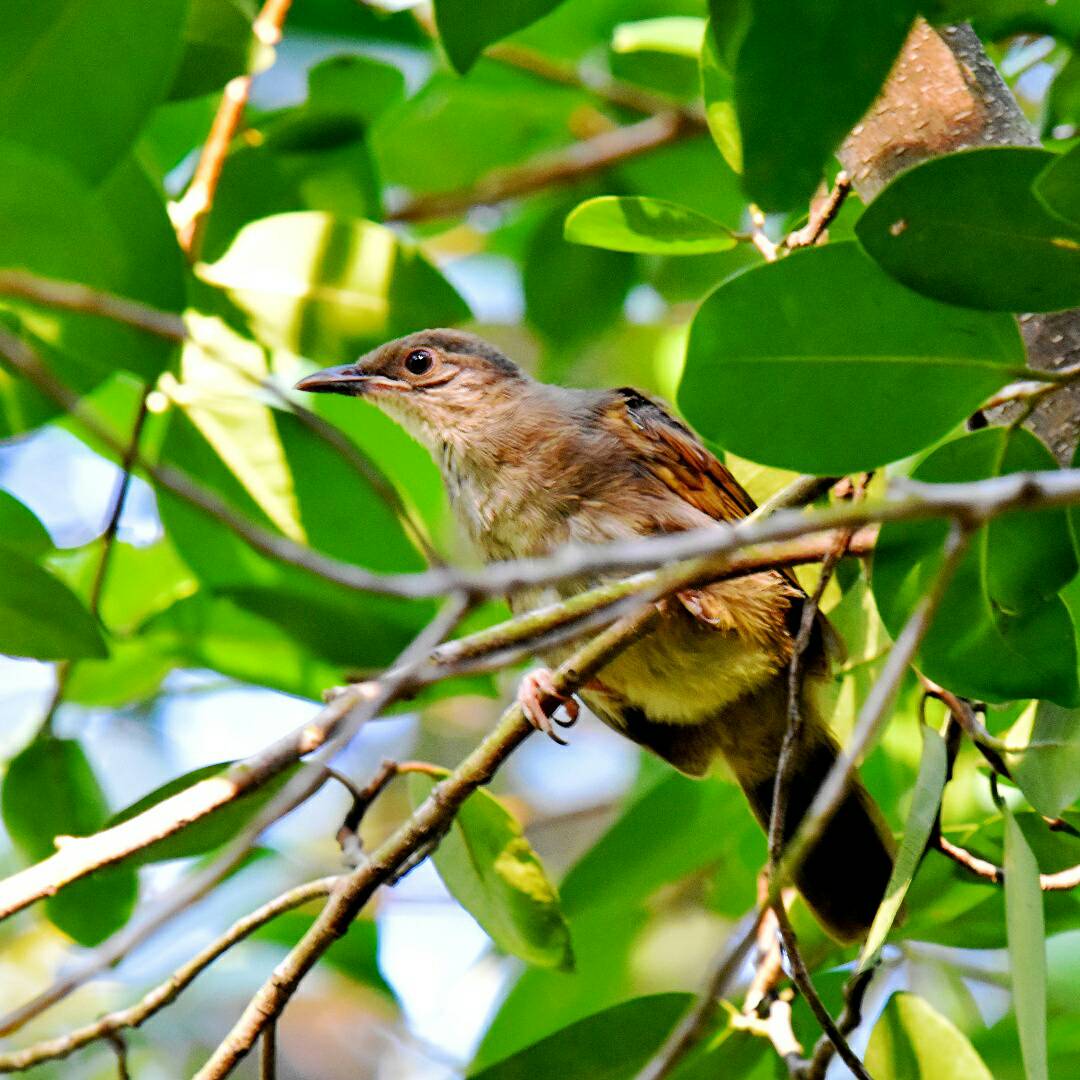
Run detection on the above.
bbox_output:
[700,19,742,173]
[408,773,573,971]
[1,737,137,944]
[198,212,470,362]
[859,725,947,972]
[1004,802,1049,1080]
[0,490,52,557]
[1005,699,1080,818]
[865,992,993,1079]
[858,148,1080,312]
[680,243,1023,473]
[565,197,736,255]
[612,18,705,58]
[872,427,1080,705]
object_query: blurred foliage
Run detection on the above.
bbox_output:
[1,1,1079,1078]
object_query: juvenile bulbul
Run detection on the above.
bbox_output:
[297,328,894,941]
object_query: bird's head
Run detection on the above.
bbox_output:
[294,328,529,456]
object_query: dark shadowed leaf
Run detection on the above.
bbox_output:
[858,148,1080,312]
[680,243,1023,472]
[433,0,569,73]
[198,212,470,362]
[872,428,1080,705]
[859,725,948,972]
[1035,142,1080,228]
[1004,803,1049,1080]
[408,773,573,971]
[170,0,258,101]
[865,992,993,1079]
[0,0,187,182]
[2,737,137,944]
[565,197,736,254]
[469,994,691,1080]
[0,548,107,660]
[733,0,917,210]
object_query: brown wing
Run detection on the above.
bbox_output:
[597,388,823,651]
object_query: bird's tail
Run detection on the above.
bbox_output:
[734,723,895,943]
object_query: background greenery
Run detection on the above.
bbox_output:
[1,0,1080,1077]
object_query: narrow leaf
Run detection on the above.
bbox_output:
[1003,803,1049,1080]
[1035,141,1080,228]
[859,725,948,972]
[611,18,705,58]
[408,773,573,971]
[565,196,736,255]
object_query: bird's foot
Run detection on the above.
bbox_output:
[517,668,579,745]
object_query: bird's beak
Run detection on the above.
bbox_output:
[295,365,379,396]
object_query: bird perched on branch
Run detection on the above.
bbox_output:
[297,329,894,941]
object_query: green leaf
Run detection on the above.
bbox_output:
[611,18,705,58]
[1,737,137,944]
[0,0,188,182]
[872,427,1080,706]
[857,148,1080,312]
[679,242,1023,473]
[565,197,736,255]
[1004,700,1080,818]
[170,0,258,101]
[198,212,470,362]
[865,992,993,1079]
[1003,802,1049,1080]
[255,912,396,1001]
[700,19,742,174]
[0,490,52,557]
[1035,142,1080,229]
[525,202,633,349]
[733,0,917,210]
[433,0,568,73]
[858,725,948,972]
[105,760,302,866]
[408,773,573,971]
[0,548,107,660]
[469,994,692,1080]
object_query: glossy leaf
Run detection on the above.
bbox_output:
[858,148,1080,312]
[1035,142,1080,228]
[2,737,137,944]
[872,428,1080,705]
[859,726,947,972]
[1004,803,1049,1080]
[408,773,573,971]
[0,0,187,182]
[565,197,736,255]
[106,760,301,866]
[733,0,917,210]
[0,548,107,660]
[198,212,470,362]
[470,994,691,1080]
[680,243,1023,473]
[433,0,568,73]
[0,490,52,557]
[865,992,993,1079]
[170,0,258,101]
[611,18,705,58]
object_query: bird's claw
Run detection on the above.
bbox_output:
[517,668,579,745]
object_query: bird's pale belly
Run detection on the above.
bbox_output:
[594,608,783,724]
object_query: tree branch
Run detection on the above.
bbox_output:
[934,834,1080,891]
[0,877,337,1072]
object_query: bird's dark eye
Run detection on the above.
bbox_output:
[404,349,433,375]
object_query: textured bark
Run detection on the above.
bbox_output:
[839,19,1080,462]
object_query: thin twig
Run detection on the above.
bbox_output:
[933,834,1080,891]
[0,877,336,1072]
[259,1021,277,1080]
[195,602,663,1078]
[785,173,852,250]
[173,0,294,257]
[803,968,875,1080]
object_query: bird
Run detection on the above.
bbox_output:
[296,328,894,941]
